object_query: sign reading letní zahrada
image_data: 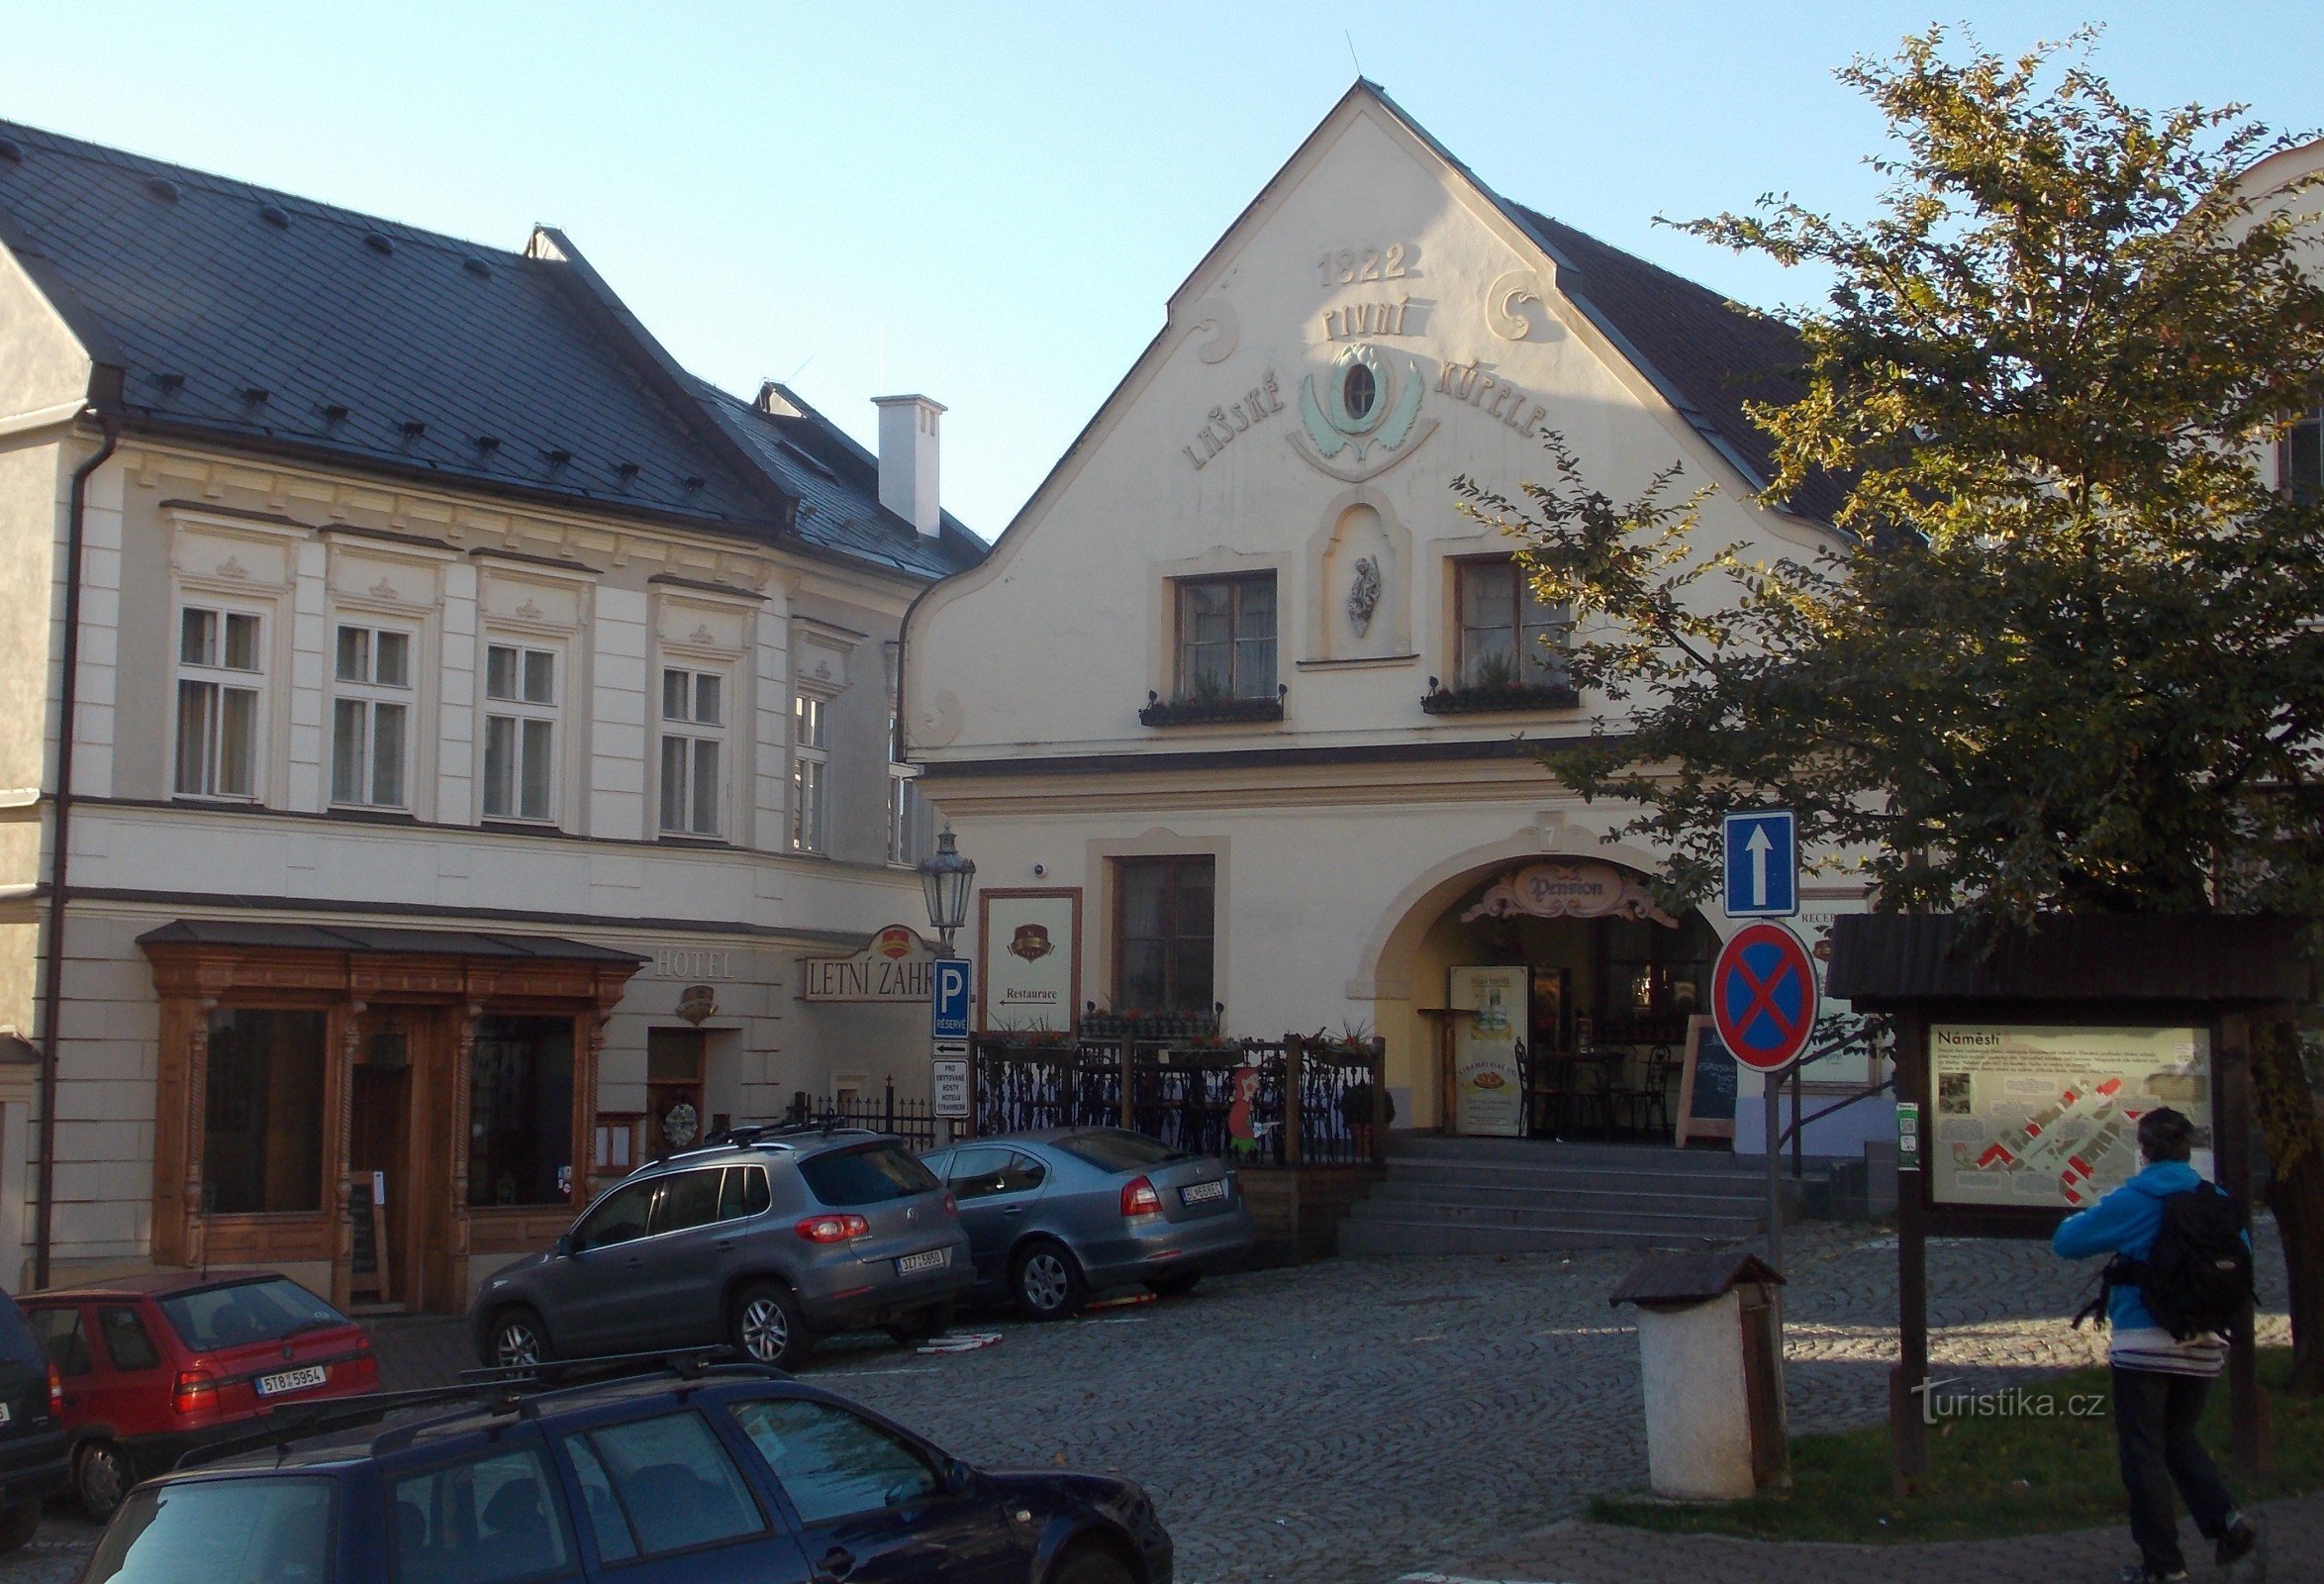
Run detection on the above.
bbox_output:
[1930,1025,2211,1209]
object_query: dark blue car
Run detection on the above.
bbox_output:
[80,1364,1169,1584]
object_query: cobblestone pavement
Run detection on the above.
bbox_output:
[0,1218,2298,1584]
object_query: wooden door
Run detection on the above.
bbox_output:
[348,1017,416,1307]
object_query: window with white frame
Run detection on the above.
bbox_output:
[791,692,830,853]
[331,623,414,809]
[173,605,264,799]
[659,666,726,838]
[886,708,933,865]
[482,642,558,822]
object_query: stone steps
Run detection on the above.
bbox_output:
[1335,1134,1777,1256]
[1368,1177,1765,1221]
[1337,1215,1733,1255]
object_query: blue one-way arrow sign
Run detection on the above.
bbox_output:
[1721,809,1797,919]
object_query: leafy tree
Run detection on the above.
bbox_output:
[1454,30,2324,1385]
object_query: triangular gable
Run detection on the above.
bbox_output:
[966,79,1834,583]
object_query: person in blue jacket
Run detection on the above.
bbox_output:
[2053,1106,2258,1583]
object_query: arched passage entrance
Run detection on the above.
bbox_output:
[1363,843,1722,1138]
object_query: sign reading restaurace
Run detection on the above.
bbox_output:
[800,925,934,1003]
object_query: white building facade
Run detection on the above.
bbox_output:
[0,121,981,1308]
[904,85,1884,1157]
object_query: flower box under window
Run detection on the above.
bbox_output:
[1421,678,1579,714]
[1139,690,1286,727]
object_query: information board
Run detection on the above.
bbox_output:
[1930,1024,2211,1208]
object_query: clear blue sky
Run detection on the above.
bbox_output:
[4,3,2316,535]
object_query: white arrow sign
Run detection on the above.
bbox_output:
[1745,824,1772,910]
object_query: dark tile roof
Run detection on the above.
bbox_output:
[137,918,645,962]
[0,119,984,578]
[1501,205,1847,522]
[1357,84,1846,524]
[699,382,983,580]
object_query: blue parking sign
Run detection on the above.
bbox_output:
[931,958,972,1040]
[1721,809,1797,918]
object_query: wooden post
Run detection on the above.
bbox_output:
[1891,1010,1930,1494]
[2216,1013,2267,1476]
[1283,1036,1305,1167]
[1440,1015,1458,1136]
[332,1001,363,1312]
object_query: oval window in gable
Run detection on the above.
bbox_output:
[1342,362,1376,421]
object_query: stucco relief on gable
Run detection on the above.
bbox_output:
[1305,490,1412,663]
[1486,268,1560,342]
[1288,344,1438,483]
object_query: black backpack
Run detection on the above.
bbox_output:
[2075,1181,2255,1341]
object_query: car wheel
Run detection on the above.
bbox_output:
[0,1498,39,1554]
[1050,1542,1136,1584]
[1144,1271,1202,1299]
[486,1304,553,1369]
[1013,1239,1087,1321]
[886,1301,956,1345]
[74,1438,136,1521]
[732,1281,812,1369]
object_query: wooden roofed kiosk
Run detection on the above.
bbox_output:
[1828,913,2314,1492]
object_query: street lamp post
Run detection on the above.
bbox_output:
[918,829,976,1143]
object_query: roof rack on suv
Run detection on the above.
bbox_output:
[704,1119,880,1148]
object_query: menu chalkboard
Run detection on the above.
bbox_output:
[348,1185,377,1275]
[1676,1017,1740,1144]
[347,1175,388,1299]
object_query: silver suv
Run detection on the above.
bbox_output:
[470,1127,971,1371]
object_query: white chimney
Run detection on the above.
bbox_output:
[873,394,945,538]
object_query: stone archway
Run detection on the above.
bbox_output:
[1355,824,1724,1133]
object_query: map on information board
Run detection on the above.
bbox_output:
[1930,1025,2211,1209]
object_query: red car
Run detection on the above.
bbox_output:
[21,1270,378,1518]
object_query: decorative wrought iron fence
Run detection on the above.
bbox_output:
[971,1035,1385,1165]
[782,1081,936,1150]
[1296,1040,1389,1165]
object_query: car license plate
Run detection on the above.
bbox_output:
[255,1364,328,1397]
[895,1247,949,1276]
[1180,1179,1226,1205]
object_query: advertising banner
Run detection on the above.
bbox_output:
[1449,965,1527,1137]
[978,889,1081,1033]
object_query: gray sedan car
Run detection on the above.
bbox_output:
[921,1129,1255,1319]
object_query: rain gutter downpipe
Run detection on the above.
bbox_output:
[35,411,118,1289]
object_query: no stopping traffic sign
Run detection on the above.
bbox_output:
[1710,921,1820,1072]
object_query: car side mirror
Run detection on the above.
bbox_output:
[944,1457,973,1495]
[553,1234,575,1258]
